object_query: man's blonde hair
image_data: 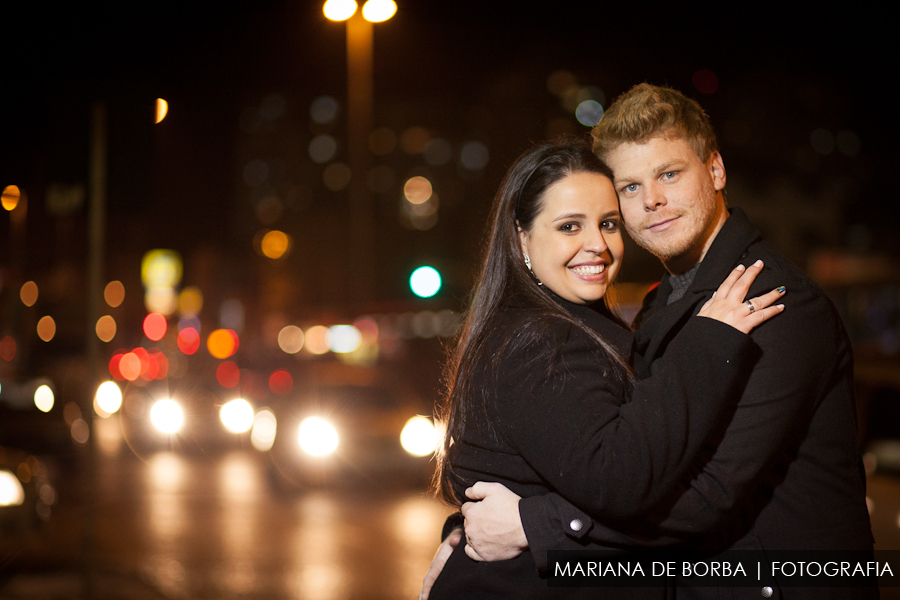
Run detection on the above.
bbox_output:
[592,83,718,163]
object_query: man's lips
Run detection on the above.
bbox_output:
[647,216,679,232]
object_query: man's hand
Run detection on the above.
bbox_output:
[461,482,528,561]
[418,527,461,600]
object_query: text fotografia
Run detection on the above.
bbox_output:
[546,550,898,588]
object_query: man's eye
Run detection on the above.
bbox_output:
[662,171,677,180]
[624,184,638,193]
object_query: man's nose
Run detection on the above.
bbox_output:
[644,182,666,210]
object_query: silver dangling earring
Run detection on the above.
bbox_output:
[524,255,543,286]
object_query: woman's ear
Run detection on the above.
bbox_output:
[517,223,529,258]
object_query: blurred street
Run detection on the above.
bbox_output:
[1,449,899,599]
[1,449,454,600]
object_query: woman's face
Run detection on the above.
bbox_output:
[518,172,624,305]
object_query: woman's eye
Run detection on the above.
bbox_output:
[558,222,579,233]
[601,220,619,232]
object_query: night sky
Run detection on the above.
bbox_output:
[3,1,896,304]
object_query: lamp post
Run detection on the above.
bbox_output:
[323,0,396,306]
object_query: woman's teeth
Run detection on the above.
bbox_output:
[570,264,605,275]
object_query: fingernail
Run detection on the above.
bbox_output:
[736,264,746,271]
[777,304,785,309]
[754,259,763,267]
[776,286,786,293]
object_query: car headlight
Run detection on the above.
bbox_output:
[0,470,25,507]
[150,399,185,434]
[220,399,255,434]
[297,417,339,456]
[400,416,439,457]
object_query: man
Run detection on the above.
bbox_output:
[420,84,875,599]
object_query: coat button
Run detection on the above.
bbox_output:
[569,519,583,532]
[761,586,773,598]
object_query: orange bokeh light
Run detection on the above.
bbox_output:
[119,353,141,381]
[207,329,239,359]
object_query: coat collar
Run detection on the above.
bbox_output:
[635,207,761,364]
[645,207,762,313]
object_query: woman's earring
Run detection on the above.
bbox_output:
[524,255,542,286]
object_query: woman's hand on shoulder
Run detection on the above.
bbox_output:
[697,260,786,334]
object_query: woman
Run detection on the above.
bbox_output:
[427,137,783,598]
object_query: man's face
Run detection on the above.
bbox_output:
[605,135,728,274]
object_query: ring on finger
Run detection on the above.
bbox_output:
[746,300,756,313]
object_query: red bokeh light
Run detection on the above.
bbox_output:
[143,313,168,342]
[109,353,125,380]
[0,336,17,361]
[216,361,241,388]
[268,370,293,395]
[177,327,200,355]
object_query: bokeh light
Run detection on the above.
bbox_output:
[1,185,20,211]
[277,325,305,354]
[323,163,352,191]
[34,385,54,412]
[261,230,292,259]
[323,0,357,21]
[177,327,201,355]
[142,249,182,289]
[104,281,125,307]
[810,128,835,155]
[207,329,239,359]
[251,409,277,452]
[410,266,441,298]
[143,313,168,342]
[575,100,604,127]
[309,134,338,164]
[0,336,17,361]
[95,381,123,416]
[216,361,241,388]
[326,325,362,353]
[20,281,38,307]
[423,139,452,166]
[692,69,719,94]
[0,471,25,506]
[150,399,184,434]
[298,417,339,456]
[96,315,117,342]
[304,326,330,355]
[459,141,489,170]
[400,416,439,456]
[37,316,56,342]
[400,127,430,154]
[178,286,203,315]
[310,95,339,124]
[403,176,433,204]
[362,0,397,22]
[369,128,397,156]
[155,98,168,123]
[220,399,255,434]
[269,370,294,395]
[119,352,142,381]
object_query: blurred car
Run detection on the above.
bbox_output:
[264,379,439,489]
[0,445,56,537]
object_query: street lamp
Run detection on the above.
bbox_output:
[323,0,396,306]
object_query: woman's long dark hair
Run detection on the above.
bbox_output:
[433,136,634,505]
